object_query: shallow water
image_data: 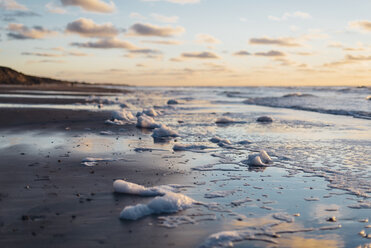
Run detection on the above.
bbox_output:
[1,86,370,247]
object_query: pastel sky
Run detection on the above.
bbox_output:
[0,0,370,86]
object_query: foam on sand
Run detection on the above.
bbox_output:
[142,108,158,117]
[136,115,160,129]
[348,201,371,209]
[152,124,179,138]
[272,213,294,223]
[112,109,136,122]
[204,190,236,199]
[113,179,164,196]
[210,136,232,145]
[173,144,210,151]
[246,150,273,166]
[81,157,116,167]
[114,180,196,220]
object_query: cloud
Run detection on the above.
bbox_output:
[7,23,57,39]
[71,37,137,49]
[254,50,286,57]
[196,33,221,44]
[60,0,115,13]
[181,51,219,59]
[142,0,200,4]
[328,42,366,51]
[141,40,182,45]
[346,54,371,61]
[130,12,146,20]
[66,18,118,38]
[348,20,371,32]
[233,50,250,56]
[21,52,63,57]
[0,0,27,10]
[151,13,178,23]
[249,37,301,47]
[1,11,40,22]
[46,2,66,14]
[129,48,161,54]
[269,11,311,21]
[128,23,185,37]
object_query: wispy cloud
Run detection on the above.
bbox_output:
[268,11,311,21]
[249,37,301,47]
[0,0,27,11]
[181,51,220,59]
[233,50,250,56]
[348,20,371,33]
[60,0,115,13]
[142,0,200,4]
[151,13,178,23]
[66,18,119,38]
[7,23,57,39]
[141,40,183,45]
[71,37,137,49]
[128,23,185,37]
[196,34,221,44]
[46,2,66,14]
[254,50,286,57]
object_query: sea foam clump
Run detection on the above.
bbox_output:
[114,179,195,220]
[142,108,158,117]
[246,150,273,166]
[136,115,160,129]
[112,109,136,122]
[173,144,210,151]
[152,124,179,138]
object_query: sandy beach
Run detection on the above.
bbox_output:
[0,84,370,248]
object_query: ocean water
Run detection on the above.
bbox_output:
[1,86,370,247]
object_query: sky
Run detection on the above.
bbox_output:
[0,0,370,86]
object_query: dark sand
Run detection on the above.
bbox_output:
[0,85,216,248]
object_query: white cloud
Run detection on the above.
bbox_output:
[7,23,57,39]
[0,0,27,10]
[269,11,311,21]
[142,0,200,4]
[130,12,146,20]
[348,20,371,33]
[128,23,185,37]
[60,0,115,13]
[196,34,221,44]
[66,18,118,38]
[46,2,66,14]
[151,13,178,23]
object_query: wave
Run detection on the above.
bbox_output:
[244,97,371,120]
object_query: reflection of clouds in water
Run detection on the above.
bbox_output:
[311,204,342,221]
[278,235,343,248]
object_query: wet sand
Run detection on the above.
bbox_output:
[0,85,217,248]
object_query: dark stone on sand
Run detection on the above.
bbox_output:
[257,116,273,123]
[167,99,178,105]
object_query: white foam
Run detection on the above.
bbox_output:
[215,117,235,124]
[210,136,232,145]
[112,109,135,122]
[136,115,160,129]
[152,124,179,138]
[81,157,115,167]
[114,180,195,220]
[105,119,125,125]
[158,215,196,228]
[142,108,158,117]
[272,213,294,223]
[204,190,236,199]
[120,191,195,220]
[113,180,164,196]
[246,150,273,166]
[99,130,115,135]
[231,197,253,206]
[173,144,210,151]
[348,201,371,209]
[304,197,320,201]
